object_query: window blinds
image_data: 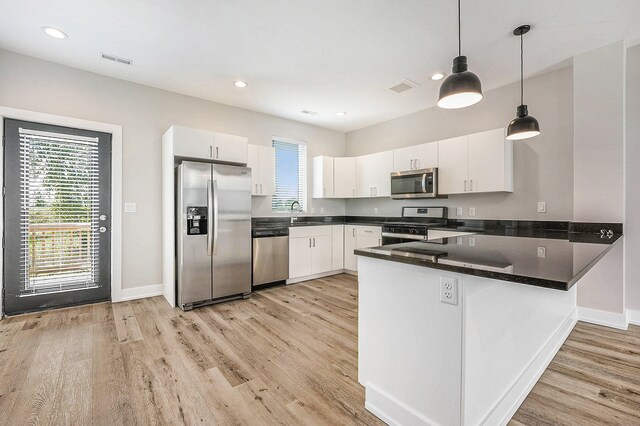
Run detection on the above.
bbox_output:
[19,128,101,295]
[272,140,306,212]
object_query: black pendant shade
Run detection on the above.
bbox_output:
[437,56,483,109]
[506,25,540,140]
[437,0,483,109]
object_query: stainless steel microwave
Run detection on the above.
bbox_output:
[390,168,438,199]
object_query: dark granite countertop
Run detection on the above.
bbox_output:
[355,233,622,291]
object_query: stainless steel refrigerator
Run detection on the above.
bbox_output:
[176,161,252,310]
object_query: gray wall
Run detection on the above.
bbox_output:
[626,44,640,311]
[0,49,345,290]
[344,67,574,220]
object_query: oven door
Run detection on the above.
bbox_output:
[390,168,437,199]
[381,233,427,245]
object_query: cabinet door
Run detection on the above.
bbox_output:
[311,235,333,275]
[247,144,260,195]
[258,146,275,196]
[468,128,512,193]
[171,126,214,160]
[344,225,357,271]
[312,156,334,198]
[289,237,313,279]
[334,157,356,198]
[438,136,469,195]
[331,225,344,270]
[414,142,438,170]
[213,132,248,164]
[372,151,394,197]
[393,146,416,171]
[356,154,375,197]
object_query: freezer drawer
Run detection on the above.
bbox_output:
[252,236,289,286]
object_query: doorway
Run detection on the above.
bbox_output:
[3,119,112,315]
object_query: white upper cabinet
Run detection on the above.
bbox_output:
[438,135,469,195]
[212,132,248,164]
[247,144,275,196]
[468,128,513,193]
[356,151,393,197]
[393,142,438,171]
[168,125,248,164]
[334,157,357,198]
[312,156,334,198]
[438,128,513,195]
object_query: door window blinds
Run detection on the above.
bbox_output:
[19,128,101,295]
[272,139,307,212]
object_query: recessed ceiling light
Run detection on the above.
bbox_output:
[336,112,348,117]
[42,26,68,39]
[431,73,445,81]
[234,80,248,88]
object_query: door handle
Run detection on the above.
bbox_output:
[212,180,219,255]
[353,228,356,237]
[215,146,219,158]
[207,180,214,255]
[415,158,419,169]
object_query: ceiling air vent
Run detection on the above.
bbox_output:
[301,110,319,116]
[388,79,419,94]
[101,53,133,66]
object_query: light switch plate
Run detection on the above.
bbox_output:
[469,207,476,217]
[537,202,546,213]
[456,207,463,216]
[124,202,136,213]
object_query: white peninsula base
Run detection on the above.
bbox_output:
[357,256,577,426]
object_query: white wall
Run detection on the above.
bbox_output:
[573,41,626,314]
[344,67,574,220]
[626,45,640,311]
[0,49,345,290]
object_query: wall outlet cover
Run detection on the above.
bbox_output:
[456,236,463,245]
[374,207,379,214]
[124,202,136,213]
[320,207,325,214]
[469,237,476,247]
[537,246,546,258]
[440,276,458,306]
[537,201,547,213]
[311,207,315,214]
[456,207,463,216]
[469,207,476,217]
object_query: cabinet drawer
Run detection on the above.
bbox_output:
[289,225,332,238]
[356,226,381,237]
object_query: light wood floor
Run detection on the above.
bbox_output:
[0,274,639,425]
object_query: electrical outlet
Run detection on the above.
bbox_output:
[456,207,463,216]
[320,207,325,214]
[124,202,136,213]
[537,246,546,258]
[311,207,315,214]
[440,276,458,306]
[537,202,546,213]
[374,207,379,214]
[468,237,476,246]
[456,236,463,245]
[469,207,476,217]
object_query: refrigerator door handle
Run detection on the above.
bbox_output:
[212,179,220,255]
[207,180,214,256]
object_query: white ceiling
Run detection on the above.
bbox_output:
[1,0,639,132]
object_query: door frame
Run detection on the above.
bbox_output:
[0,106,123,317]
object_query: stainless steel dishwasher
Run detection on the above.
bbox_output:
[252,226,289,288]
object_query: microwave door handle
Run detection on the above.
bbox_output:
[422,173,427,193]
[207,180,213,256]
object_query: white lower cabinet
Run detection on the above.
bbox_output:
[345,225,381,272]
[331,225,344,270]
[288,226,333,280]
[344,225,357,271]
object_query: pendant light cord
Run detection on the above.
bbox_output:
[520,32,524,105]
[457,0,461,57]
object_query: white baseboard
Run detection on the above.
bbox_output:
[482,308,578,426]
[117,283,164,302]
[578,306,628,330]
[286,270,344,285]
[365,382,436,426]
[627,309,640,326]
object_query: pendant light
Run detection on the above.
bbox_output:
[437,0,483,109]
[506,25,541,140]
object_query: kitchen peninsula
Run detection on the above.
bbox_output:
[355,231,621,426]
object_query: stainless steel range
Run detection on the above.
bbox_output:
[381,206,447,244]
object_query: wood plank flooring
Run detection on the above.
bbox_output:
[0,273,639,425]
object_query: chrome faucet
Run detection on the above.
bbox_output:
[290,201,301,224]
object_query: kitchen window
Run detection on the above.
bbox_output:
[272,138,307,212]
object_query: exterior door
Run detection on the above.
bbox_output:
[3,119,112,315]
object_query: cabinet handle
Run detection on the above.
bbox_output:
[210,146,213,158]
[260,183,263,194]
[469,179,473,192]
[313,237,316,247]
[464,180,468,192]
[352,188,355,197]
[309,238,312,248]
[415,158,419,169]
[378,238,381,246]
[374,187,377,196]
[353,228,356,237]
[215,146,219,158]
[364,230,372,233]
[410,159,414,170]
